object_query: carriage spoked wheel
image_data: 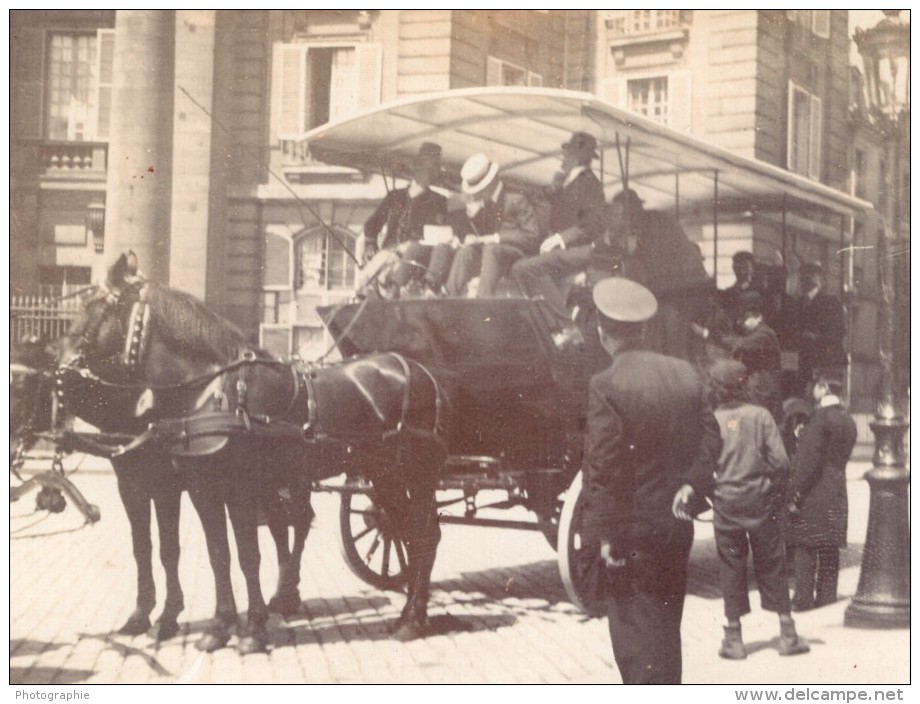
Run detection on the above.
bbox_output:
[557,470,606,618]
[338,490,409,591]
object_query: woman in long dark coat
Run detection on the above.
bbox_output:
[785,370,857,611]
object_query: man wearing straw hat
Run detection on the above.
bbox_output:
[444,152,540,298]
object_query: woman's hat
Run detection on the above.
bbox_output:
[461,153,500,195]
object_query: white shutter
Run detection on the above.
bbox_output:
[272,43,307,139]
[354,43,382,111]
[812,10,830,38]
[94,29,115,141]
[264,229,293,289]
[486,56,502,86]
[809,94,822,180]
[667,72,692,133]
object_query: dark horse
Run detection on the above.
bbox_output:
[57,253,446,651]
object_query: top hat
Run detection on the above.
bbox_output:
[461,153,501,195]
[592,277,658,324]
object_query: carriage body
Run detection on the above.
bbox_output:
[319,297,608,598]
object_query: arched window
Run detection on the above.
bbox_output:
[293,224,357,292]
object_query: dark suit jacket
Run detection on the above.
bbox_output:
[364,187,447,251]
[718,322,781,374]
[547,169,607,248]
[582,347,722,557]
[476,185,541,256]
[798,292,847,374]
[787,402,857,547]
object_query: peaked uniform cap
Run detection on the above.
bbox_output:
[592,277,658,323]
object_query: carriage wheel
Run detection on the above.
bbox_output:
[537,499,563,549]
[557,471,606,617]
[338,490,409,592]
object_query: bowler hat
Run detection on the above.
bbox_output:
[562,131,599,159]
[461,153,500,195]
[709,359,749,389]
[610,188,644,209]
[405,142,442,174]
[592,277,657,324]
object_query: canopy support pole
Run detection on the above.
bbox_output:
[712,170,719,284]
[781,194,788,267]
[675,172,680,219]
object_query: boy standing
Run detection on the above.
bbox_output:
[787,368,858,611]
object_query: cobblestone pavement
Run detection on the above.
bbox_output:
[8,456,910,685]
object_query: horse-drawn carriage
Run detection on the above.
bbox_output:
[15,88,873,653]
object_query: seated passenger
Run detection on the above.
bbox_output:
[355,142,447,298]
[444,153,540,298]
[512,131,606,347]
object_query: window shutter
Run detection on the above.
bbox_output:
[355,43,382,111]
[486,56,502,86]
[272,43,306,139]
[812,10,830,38]
[809,94,822,180]
[667,72,692,132]
[94,29,115,141]
[264,229,293,288]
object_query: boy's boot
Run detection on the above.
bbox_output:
[719,624,747,660]
[779,619,810,656]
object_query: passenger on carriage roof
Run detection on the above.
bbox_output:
[511,131,606,346]
[356,142,448,298]
[443,152,540,298]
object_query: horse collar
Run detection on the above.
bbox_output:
[122,295,151,372]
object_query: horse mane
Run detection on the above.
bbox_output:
[145,284,252,362]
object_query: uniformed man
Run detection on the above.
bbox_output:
[583,277,721,684]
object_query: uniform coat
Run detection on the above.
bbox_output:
[786,401,857,547]
[583,345,721,684]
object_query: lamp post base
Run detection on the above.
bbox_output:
[844,417,910,630]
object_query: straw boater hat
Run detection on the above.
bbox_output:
[461,153,500,195]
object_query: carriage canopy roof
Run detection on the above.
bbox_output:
[302,87,873,223]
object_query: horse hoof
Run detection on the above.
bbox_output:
[391,620,427,642]
[118,614,152,637]
[268,593,302,617]
[196,630,231,653]
[154,618,180,641]
[238,631,269,655]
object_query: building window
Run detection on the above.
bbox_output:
[44,30,115,142]
[294,227,356,291]
[853,148,867,199]
[272,42,381,139]
[787,81,822,180]
[38,265,91,297]
[486,56,543,87]
[628,76,669,124]
[607,10,679,36]
[787,10,830,38]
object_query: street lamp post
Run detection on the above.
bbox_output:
[845,10,910,630]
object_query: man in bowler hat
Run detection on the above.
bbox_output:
[582,277,721,683]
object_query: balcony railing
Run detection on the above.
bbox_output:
[41,141,107,179]
[606,10,682,37]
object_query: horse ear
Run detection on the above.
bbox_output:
[125,251,139,276]
[107,253,129,289]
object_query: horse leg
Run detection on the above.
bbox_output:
[113,466,155,636]
[151,477,184,641]
[226,474,269,655]
[267,482,314,617]
[394,477,440,641]
[187,472,237,652]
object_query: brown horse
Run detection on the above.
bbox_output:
[57,253,446,651]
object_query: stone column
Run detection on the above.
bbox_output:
[105,10,174,284]
[169,10,216,300]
